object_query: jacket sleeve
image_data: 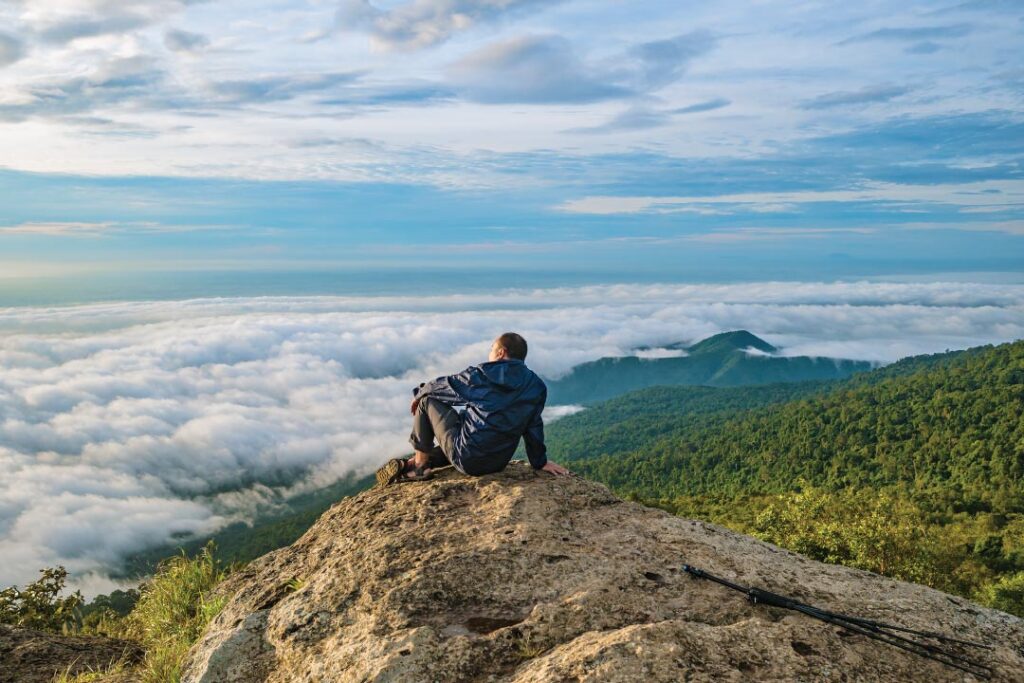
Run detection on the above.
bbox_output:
[523,400,548,470]
[413,367,475,406]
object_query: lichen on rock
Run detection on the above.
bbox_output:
[181,462,1024,682]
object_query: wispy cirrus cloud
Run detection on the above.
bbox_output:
[557,180,1024,215]
[671,97,730,115]
[0,221,236,237]
[567,107,671,134]
[901,220,1024,235]
[801,84,911,109]
[207,72,364,105]
[570,97,731,134]
[838,23,974,45]
[687,227,879,243]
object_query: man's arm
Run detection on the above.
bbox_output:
[412,367,475,407]
[523,404,548,470]
[522,391,570,475]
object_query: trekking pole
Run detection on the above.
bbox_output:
[682,565,992,680]
[813,607,993,650]
[787,599,992,677]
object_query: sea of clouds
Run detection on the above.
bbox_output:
[1,280,1022,592]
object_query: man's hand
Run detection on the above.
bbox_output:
[540,461,570,476]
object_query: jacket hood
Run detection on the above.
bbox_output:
[479,359,533,390]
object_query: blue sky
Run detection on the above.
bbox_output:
[0,0,1022,278]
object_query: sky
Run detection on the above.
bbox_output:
[2,280,1023,591]
[0,0,1022,278]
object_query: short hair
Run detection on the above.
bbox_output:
[496,332,528,360]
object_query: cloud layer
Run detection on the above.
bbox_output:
[1,281,1022,590]
[0,0,1019,186]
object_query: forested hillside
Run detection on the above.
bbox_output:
[547,344,974,464]
[570,340,1023,511]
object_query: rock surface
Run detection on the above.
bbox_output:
[0,623,142,683]
[182,463,1024,682]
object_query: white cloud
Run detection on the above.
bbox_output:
[336,0,561,51]
[0,280,1022,589]
[544,404,584,422]
[633,348,688,359]
[556,180,1024,215]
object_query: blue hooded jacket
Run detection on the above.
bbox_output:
[413,359,547,475]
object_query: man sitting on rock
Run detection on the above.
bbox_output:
[377,332,570,485]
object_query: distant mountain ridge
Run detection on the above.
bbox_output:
[546,330,872,405]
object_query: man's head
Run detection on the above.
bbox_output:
[489,332,528,362]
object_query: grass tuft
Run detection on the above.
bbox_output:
[50,652,132,683]
[126,542,230,683]
[514,632,546,660]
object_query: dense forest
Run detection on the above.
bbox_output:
[543,381,836,462]
[567,341,1023,510]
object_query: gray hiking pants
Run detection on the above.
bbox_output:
[409,397,461,464]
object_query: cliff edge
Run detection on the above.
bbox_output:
[182,463,1024,682]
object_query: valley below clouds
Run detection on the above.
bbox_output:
[1,280,1022,591]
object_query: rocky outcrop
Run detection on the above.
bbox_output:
[182,463,1024,682]
[0,624,142,683]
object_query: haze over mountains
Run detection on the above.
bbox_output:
[546,330,874,405]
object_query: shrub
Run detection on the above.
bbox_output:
[0,566,83,633]
[977,571,1024,618]
[752,483,955,589]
